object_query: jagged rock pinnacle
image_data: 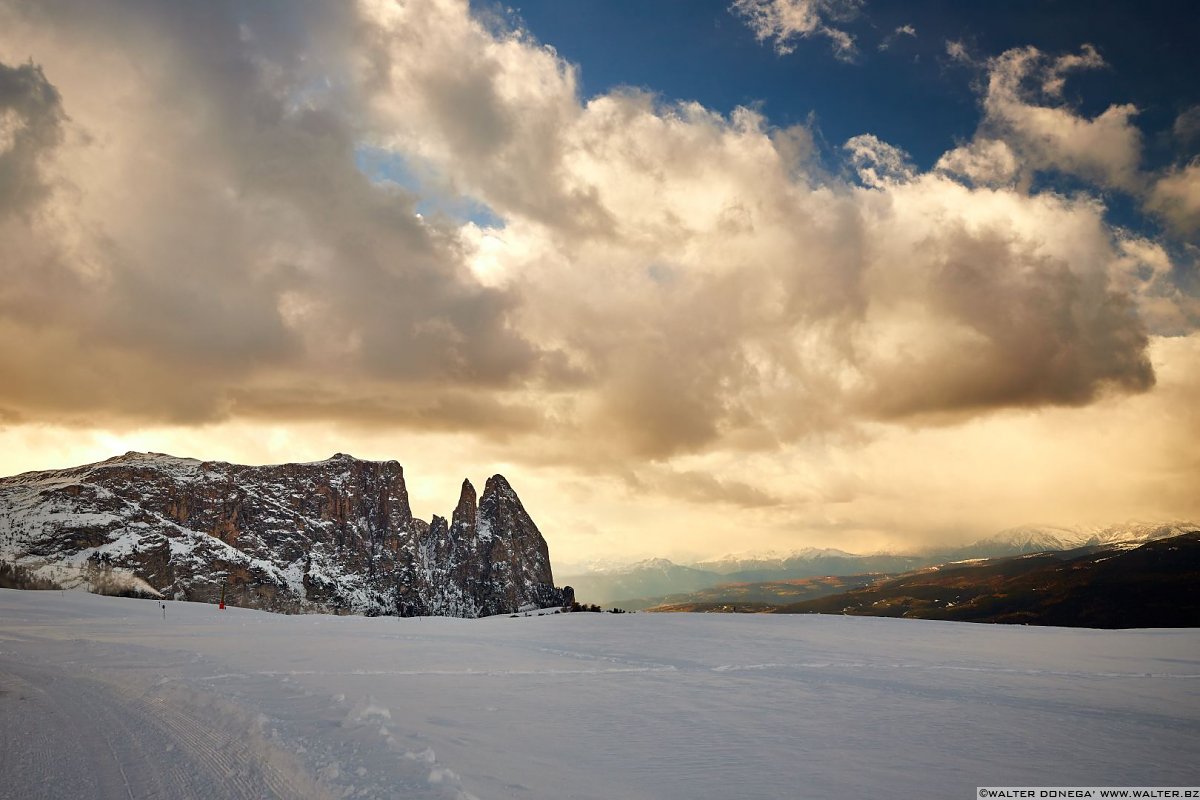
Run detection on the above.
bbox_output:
[452,478,477,532]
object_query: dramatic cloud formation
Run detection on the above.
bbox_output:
[0,0,1196,561]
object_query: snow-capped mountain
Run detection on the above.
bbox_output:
[1084,521,1200,546]
[0,452,568,617]
[947,522,1200,559]
[948,525,1087,557]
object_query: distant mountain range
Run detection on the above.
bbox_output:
[0,452,569,617]
[768,533,1200,628]
[562,522,1200,608]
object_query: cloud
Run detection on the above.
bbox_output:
[843,133,914,187]
[0,60,64,217]
[878,24,916,52]
[0,0,550,429]
[935,138,1019,186]
[0,0,1197,564]
[647,468,782,508]
[849,191,1155,418]
[360,0,606,236]
[976,45,1144,191]
[945,40,971,64]
[1110,235,1200,335]
[1039,43,1106,97]
[1172,106,1200,146]
[1147,160,1200,235]
[946,43,1197,246]
[729,0,863,61]
[0,0,1183,479]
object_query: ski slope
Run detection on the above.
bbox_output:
[1,589,1197,799]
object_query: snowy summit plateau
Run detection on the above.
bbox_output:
[0,452,570,617]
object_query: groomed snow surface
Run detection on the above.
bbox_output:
[1,590,1197,800]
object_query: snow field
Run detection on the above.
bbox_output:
[0,589,1197,799]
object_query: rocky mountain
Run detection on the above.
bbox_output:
[0,452,569,618]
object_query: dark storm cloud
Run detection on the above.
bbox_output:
[652,469,782,508]
[857,226,1155,420]
[227,385,546,438]
[0,59,63,217]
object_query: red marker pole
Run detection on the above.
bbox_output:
[219,581,226,610]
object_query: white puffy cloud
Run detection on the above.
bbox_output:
[945,44,1197,250]
[975,45,1144,191]
[844,134,915,187]
[935,138,1019,187]
[729,0,862,60]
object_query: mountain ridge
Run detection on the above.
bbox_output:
[767,533,1200,628]
[0,452,569,618]
[561,522,1198,607]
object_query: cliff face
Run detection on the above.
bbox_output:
[0,452,567,617]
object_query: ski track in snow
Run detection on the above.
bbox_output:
[1,589,1198,800]
[0,649,333,800]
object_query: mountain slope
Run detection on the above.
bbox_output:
[941,522,1198,560]
[772,533,1200,628]
[0,452,567,617]
[645,573,888,612]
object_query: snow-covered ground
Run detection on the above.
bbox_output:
[1,589,1197,799]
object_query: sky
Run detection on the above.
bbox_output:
[0,0,1198,566]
